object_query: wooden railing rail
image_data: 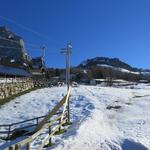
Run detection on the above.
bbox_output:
[0,112,62,139]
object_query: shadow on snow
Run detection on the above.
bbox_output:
[120,139,148,150]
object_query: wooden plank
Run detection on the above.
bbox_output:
[17,137,32,146]
[60,89,70,123]
[4,137,32,150]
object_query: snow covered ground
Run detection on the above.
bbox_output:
[0,87,67,125]
[0,84,150,149]
[97,64,140,75]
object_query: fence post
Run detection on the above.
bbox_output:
[26,142,30,150]
[9,146,14,150]
[67,97,70,124]
[15,144,21,150]
[65,110,68,124]
[7,125,11,139]
[49,125,52,146]
[36,118,39,126]
[59,118,61,132]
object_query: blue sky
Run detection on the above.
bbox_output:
[0,0,150,69]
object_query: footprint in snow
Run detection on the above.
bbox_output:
[86,103,95,110]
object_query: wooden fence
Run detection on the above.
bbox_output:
[2,87,71,150]
[0,115,46,139]
[0,112,62,139]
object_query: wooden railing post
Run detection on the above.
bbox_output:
[9,146,14,150]
[48,125,52,146]
[15,144,21,150]
[36,118,39,126]
[7,125,11,139]
[58,118,61,132]
[65,111,68,124]
[67,97,70,124]
[26,142,30,150]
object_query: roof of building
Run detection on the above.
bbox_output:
[0,65,32,77]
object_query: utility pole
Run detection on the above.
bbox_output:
[40,45,46,65]
[61,42,72,91]
[61,42,72,124]
[40,46,46,75]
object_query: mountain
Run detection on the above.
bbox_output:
[78,57,139,72]
[76,57,150,82]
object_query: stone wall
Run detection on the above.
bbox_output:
[0,78,48,100]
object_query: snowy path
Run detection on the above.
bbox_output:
[51,85,150,150]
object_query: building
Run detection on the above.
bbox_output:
[0,26,46,78]
[0,26,30,68]
[90,79,105,85]
[31,57,45,70]
[30,57,46,76]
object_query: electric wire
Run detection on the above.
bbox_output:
[0,15,62,45]
[0,36,60,52]
[0,36,40,49]
[0,45,59,55]
[0,15,64,58]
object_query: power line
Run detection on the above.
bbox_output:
[0,36,40,49]
[0,16,48,40]
[0,45,60,54]
[0,16,64,58]
[0,36,60,51]
[0,15,62,45]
